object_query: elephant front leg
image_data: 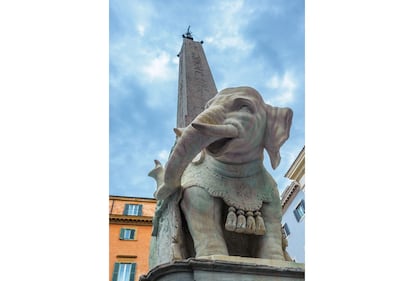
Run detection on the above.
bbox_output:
[255,201,286,260]
[180,186,229,257]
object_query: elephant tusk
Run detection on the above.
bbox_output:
[173,128,184,137]
[191,123,239,138]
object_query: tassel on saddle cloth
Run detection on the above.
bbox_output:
[225,207,266,235]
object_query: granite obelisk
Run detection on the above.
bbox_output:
[176,29,217,128]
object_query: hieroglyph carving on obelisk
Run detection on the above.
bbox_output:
[176,31,217,128]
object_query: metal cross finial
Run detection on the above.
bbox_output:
[182,25,193,40]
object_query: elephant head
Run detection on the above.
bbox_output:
[154,86,293,200]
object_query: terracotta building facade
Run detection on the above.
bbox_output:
[109,196,156,281]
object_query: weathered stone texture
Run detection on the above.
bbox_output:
[140,256,304,281]
[177,38,217,128]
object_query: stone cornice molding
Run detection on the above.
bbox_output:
[109,195,156,203]
[140,257,304,281]
[284,146,305,182]
[109,214,153,226]
[281,181,300,214]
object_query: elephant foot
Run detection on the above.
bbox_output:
[254,231,286,260]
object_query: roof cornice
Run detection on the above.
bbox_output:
[109,214,153,226]
[284,146,305,181]
[109,195,156,203]
[281,181,300,214]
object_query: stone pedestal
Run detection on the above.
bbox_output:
[139,255,305,281]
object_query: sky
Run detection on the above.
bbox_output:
[109,0,305,198]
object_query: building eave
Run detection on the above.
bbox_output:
[109,214,153,226]
[109,195,157,203]
[281,181,300,215]
[284,146,305,181]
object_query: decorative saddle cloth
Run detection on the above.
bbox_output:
[181,154,277,211]
[181,155,278,235]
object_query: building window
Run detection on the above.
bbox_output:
[120,228,136,240]
[123,204,142,216]
[112,262,136,281]
[293,199,305,222]
[282,223,290,237]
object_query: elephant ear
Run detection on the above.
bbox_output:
[264,105,293,169]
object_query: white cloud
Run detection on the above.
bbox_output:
[130,1,154,33]
[137,24,145,36]
[219,36,253,51]
[206,34,252,52]
[172,56,179,65]
[157,149,170,163]
[141,51,175,81]
[265,71,297,106]
[266,74,280,89]
[281,73,296,90]
[205,0,254,52]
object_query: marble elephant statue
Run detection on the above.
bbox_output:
[149,86,293,261]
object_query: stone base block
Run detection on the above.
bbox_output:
[139,255,305,281]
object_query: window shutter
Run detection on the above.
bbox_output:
[294,209,301,222]
[283,223,290,236]
[120,228,125,239]
[123,204,129,215]
[129,263,136,281]
[137,204,143,216]
[112,262,119,281]
[130,229,136,240]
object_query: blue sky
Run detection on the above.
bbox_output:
[110,0,305,198]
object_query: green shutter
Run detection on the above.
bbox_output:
[129,263,136,281]
[283,223,290,236]
[131,229,136,240]
[112,262,119,281]
[123,204,129,215]
[137,204,142,216]
[120,228,125,240]
[294,209,301,222]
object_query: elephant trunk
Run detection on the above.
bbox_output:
[155,105,238,200]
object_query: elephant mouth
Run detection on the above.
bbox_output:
[206,137,233,155]
[191,122,239,156]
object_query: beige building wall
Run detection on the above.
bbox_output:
[281,146,305,262]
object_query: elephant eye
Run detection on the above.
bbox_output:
[233,98,255,113]
[239,105,252,112]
